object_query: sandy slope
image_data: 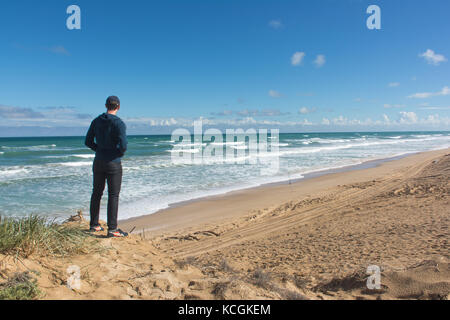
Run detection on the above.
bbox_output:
[1,149,449,300]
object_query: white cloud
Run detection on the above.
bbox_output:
[268,20,283,29]
[408,92,434,99]
[399,111,418,124]
[0,105,94,128]
[0,105,44,119]
[128,117,180,127]
[419,49,447,66]
[299,107,316,114]
[313,54,326,67]
[328,116,377,126]
[268,90,282,98]
[332,115,349,125]
[408,86,450,99]
[424,114,440,125]
[291,52,305,66]
[388,82,400,87]
[3,103,450,133]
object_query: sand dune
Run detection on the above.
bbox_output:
[1,149,449,300]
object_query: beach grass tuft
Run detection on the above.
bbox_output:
[0,215,99,258]
[0,271,42,300]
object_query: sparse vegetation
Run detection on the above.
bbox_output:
[174,256,197,269]
[313,270,367,292]
[292,274,309,289]
[273,287,308,300]
[0,215,100,258]
[0,272,42,300]
[219,259,234,273]
[212,281,230,299]
[251,269,272,289]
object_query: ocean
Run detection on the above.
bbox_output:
[0,131,449,221]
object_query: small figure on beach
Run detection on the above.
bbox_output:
[85,96,129,238]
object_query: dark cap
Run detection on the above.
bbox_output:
[106,96,120,108]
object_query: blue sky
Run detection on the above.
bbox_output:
[0,0,449,136]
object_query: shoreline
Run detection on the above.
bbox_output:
[122,151,412,218]
[119,147,450,236]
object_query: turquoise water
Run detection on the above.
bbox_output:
[1,131,449,221]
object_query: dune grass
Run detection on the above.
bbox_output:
[0,215,99,258]
[0,272,42,300]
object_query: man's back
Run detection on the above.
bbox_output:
[85,113,127,162]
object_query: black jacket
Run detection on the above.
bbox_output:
[85,113,127,162]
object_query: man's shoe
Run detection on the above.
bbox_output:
[89,225,104,232]
[107,229,128,238]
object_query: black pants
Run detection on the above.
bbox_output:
[89,159,122,231]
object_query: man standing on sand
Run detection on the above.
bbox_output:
[85,96,128,237]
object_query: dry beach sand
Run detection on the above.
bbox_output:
[1,148,449,300]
